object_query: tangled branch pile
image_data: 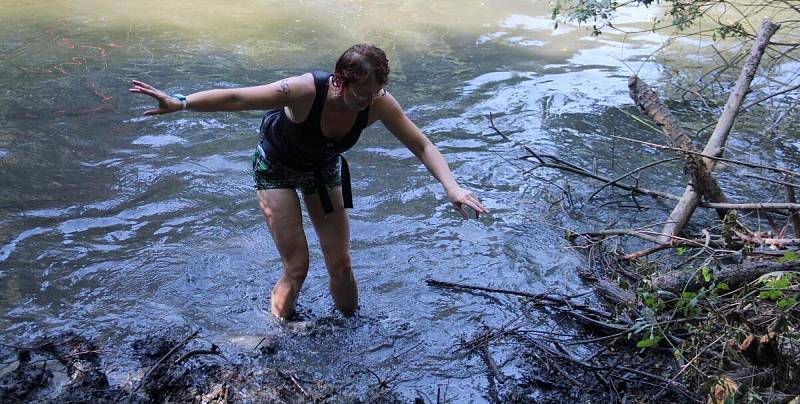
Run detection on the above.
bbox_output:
[471,15,800,402]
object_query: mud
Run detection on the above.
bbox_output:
[0,329,402,403]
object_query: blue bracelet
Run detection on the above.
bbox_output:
[172,93,187,110]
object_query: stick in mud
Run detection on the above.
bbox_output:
[115,329,199,403]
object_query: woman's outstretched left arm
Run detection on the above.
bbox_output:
[376,93,488,219]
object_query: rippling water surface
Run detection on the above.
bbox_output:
[3,0,796,400]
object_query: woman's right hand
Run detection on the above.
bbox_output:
[129,80,184,115]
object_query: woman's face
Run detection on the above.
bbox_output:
[342,78,385,111]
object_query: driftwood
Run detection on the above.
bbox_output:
[655,19,780,243]
[648,259,799,294]
[579,271,636,306]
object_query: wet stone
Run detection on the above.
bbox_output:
[257,336,278,355]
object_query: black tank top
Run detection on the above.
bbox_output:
[258,71,370,213]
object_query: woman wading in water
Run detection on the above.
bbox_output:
[130,44,488,320]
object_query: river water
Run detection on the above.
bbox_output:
[2,0,798,401]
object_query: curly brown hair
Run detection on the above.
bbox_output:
[331,44,390,89]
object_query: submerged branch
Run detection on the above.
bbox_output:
[588,157,681,201]
[608,135,800,179]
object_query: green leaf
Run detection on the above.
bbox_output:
[637,335,661,348]
[675,247,687,256]
[778,251,798,263]
[716,282,730,291]
[701,266,712,283]
[777,297,796,311]
[759,290,782,301]
[767,277,789,289]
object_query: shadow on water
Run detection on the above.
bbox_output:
[2,0,798,401]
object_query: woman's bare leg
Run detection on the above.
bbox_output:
[256,189,309,320]
[303,188,357,315]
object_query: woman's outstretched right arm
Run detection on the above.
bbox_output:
[129,75,306,115]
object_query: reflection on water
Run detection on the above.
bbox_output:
[2,0,795,400]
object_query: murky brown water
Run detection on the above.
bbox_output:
[2,0,798,400]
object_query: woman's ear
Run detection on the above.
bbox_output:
[331,82,343,96]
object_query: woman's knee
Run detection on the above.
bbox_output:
[283,256,310,282]
[326,256,353,279]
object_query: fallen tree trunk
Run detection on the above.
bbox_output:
[648,259,799,294]
[656,19,781,243]
[628,76,729,218]
[786,184,800,238]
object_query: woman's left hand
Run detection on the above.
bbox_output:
[448,187,489,219]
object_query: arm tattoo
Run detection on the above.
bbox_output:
[278,79,290,96]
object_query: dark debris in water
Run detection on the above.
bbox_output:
[0,329,403,403]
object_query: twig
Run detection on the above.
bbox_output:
[608,134,800,179]
[426,278,618,329]
[742,174,800,189]
[253,336,267,351]
[279,371,311,398]
[570,228,667,245]
[488,112,510,140]
[524,157,680,201]
[478,337,502,403]
[426,278,597,309]
[173,345,220,365]
[623,243,679,260]
[526,340,583,387]
[388,341,424,362]
[478,345,506,385]
[117,330,199,403]
[736,232,800,246]
[740,81,800,114]
[588,157,681,201]
[427,278,572,301]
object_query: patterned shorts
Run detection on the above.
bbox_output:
[251,146,342,195]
